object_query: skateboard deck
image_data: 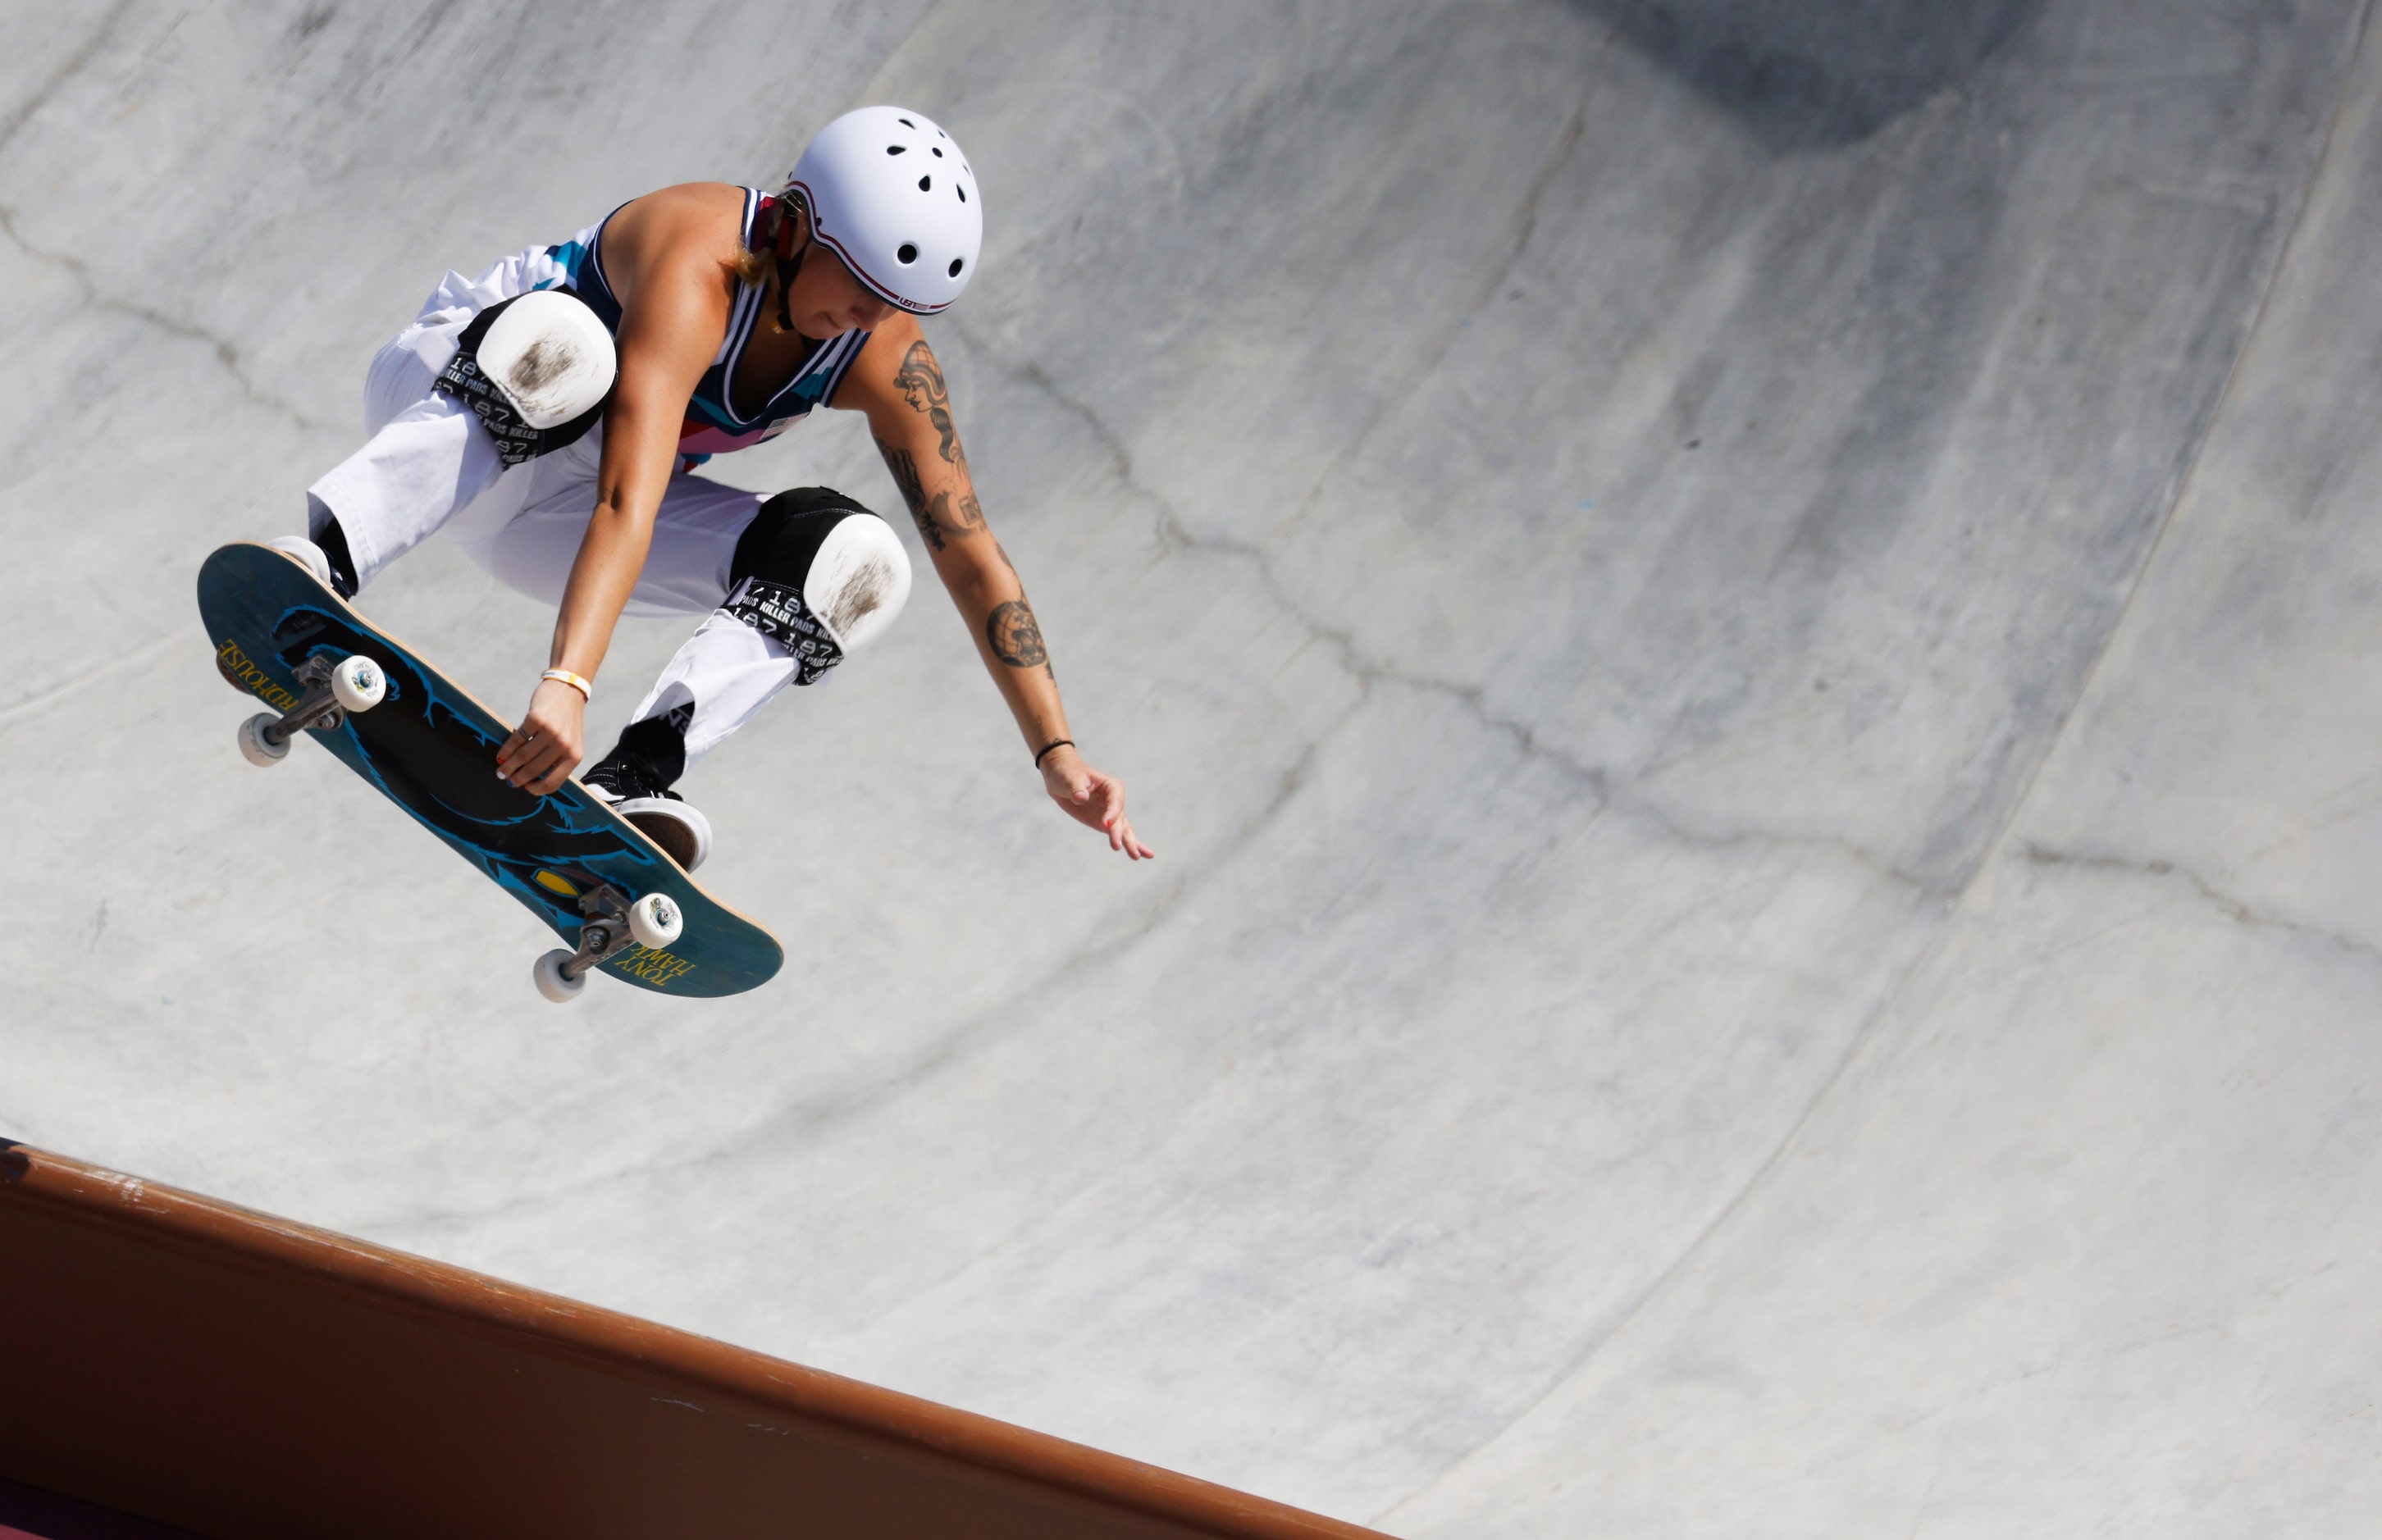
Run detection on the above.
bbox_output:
[197,541,783,999]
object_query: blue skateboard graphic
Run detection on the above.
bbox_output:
[198,541,783,1000]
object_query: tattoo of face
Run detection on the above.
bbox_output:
[874,434,942,551]
[893,339,968,467]
[985,599,1048,668]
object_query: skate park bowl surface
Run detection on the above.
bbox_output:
[2,2,2380,1534]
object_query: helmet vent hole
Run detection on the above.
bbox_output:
[886,144,906,155]
[918,175,932,191]
[932,147,943,157]
[948,257,964,277]
[956,185,967,203]
[898,116,916,128]
[897,243,919,264]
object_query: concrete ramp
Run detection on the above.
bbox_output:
[2,2,2378,1533]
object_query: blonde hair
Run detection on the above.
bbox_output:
[731,188,805,289]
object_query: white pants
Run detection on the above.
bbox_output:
[306,280,839,772]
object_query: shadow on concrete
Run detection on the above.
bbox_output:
[1577,0,2045,147]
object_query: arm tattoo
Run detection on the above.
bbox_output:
[985,599,1048,668]
[874,433,943,551]
[893,339,969,467]
[875,431,987,555]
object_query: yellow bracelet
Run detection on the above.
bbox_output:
[541,668,593,701]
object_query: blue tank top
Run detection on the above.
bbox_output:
[540,187,870,463]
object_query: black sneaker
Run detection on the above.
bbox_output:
[584,753,712,873]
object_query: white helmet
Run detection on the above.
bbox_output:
[786,105,982,316]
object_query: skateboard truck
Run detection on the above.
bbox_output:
[236,652,387,765]
[534,882,684,1004]
[227,646,684,1005]
[203,541,778,1000]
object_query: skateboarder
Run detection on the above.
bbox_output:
[276,105,1152,872]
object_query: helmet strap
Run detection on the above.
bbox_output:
[772,195,811,334]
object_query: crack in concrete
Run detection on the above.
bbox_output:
[0,207,324,432]
[970,331,1933,899]
[1379,10,2382,1515]
[2019,842,2382,967]
[0,4,322,433]
[1263,103,1590,552]
[0,0,131,162]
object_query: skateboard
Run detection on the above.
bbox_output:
[196,541,783,1001]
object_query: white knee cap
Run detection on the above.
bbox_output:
[477,289,616,429]
[806,515,912,654]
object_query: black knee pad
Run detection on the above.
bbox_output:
[728,486,879,588]
[722,487,909,686]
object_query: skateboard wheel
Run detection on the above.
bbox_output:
[237,713,290,766]
[331,654,386,713]
[628,892,684,950]
[533,949,585,1003]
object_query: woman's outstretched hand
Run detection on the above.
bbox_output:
[1040,746,1155,860]
[495,677,587,796]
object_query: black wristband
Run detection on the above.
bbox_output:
[1034,738,1075,769]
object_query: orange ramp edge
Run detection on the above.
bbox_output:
[0,1141,1391,1540]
